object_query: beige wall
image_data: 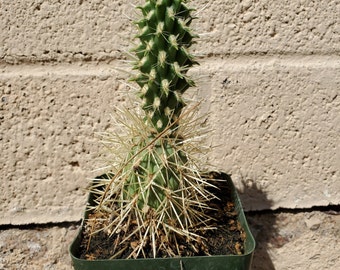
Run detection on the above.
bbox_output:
[1,0,339,225]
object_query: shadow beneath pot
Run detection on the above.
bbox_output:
[236,179,277,270]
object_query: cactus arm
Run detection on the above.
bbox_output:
[132,0,198,132]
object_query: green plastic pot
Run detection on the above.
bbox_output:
[70,174,255,270]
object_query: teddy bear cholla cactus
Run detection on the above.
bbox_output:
[87,0,217,259]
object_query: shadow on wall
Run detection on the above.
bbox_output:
[237,179,277,270]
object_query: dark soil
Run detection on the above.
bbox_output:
[78,172,246,260]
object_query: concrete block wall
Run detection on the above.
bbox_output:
[1,0,339,225]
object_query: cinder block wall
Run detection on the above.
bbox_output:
[1,0,339,225]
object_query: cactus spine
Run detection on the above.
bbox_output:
[89,0,216,259]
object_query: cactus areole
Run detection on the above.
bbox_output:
[133,0,198,133]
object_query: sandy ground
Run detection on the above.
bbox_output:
[0,211,339,270]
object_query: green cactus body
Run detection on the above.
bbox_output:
[123,135,185,216]
[124,0,199,220]
[133,0,197,133]
[91,0,215,258]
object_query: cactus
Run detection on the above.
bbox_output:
[88,0,216,259]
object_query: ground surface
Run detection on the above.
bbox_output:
[0,211,339,270]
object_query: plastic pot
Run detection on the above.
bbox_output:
[70,174,255,270]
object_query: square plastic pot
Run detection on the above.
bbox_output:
[70,174,255,270]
